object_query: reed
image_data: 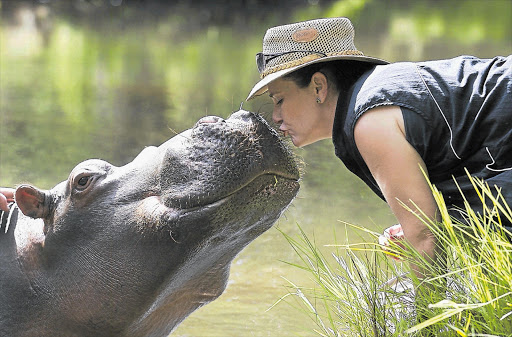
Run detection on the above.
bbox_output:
[278,174,512,336]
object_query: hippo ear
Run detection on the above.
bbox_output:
[15,185,47,219]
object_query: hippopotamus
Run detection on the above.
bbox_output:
[0,110,300,337]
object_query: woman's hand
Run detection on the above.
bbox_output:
[379,223,406,260]
[0,188,15,212]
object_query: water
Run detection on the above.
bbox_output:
[1,1,510,336]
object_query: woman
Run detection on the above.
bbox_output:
[246,17,512,275]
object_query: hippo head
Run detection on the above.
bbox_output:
[7,110,299,336]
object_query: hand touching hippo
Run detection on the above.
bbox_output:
[0,111,300,337]
[0,188,14,212]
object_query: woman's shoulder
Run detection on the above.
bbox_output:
[353,54,511,119]
[366,55,510,77]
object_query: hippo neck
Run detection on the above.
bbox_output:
[128,259,231,336]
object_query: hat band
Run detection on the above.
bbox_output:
[260,50,364,79]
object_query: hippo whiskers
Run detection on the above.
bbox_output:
[1,110,299,337]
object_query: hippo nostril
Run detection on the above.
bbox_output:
[197,116,225,124]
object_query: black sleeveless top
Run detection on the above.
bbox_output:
[332,55,512,228]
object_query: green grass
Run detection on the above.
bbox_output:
[278,174,512,336]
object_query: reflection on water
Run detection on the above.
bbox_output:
[1,1,510,336]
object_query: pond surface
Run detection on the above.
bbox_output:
[1,1,510,336]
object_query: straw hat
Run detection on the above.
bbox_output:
[246,17,388,100]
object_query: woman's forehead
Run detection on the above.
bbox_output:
[267,78,297,95]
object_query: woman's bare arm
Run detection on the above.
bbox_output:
[354,105,440,276]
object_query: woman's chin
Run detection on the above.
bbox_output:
[292,136,315,148]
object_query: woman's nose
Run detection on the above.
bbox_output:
[272,108,282,124]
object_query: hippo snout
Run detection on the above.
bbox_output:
[159,110,300,210]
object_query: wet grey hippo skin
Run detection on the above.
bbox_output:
[0,110,300,337]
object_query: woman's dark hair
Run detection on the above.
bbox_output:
[283,60,374,94]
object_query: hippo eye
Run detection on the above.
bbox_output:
[74,174,94,191]
[78,177,89,186]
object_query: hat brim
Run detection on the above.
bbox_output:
[246,54,388,101]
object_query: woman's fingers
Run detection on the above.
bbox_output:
[0,188,15,212]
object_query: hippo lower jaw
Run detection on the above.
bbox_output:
[163,171,298,209]
[138,172,298,236]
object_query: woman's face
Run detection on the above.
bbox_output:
[267,77,325,147]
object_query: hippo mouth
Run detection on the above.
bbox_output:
[158,110,301,211]
[136,111,300,236]
[175,172,298,212]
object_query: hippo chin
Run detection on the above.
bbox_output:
[0,110,300,337]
